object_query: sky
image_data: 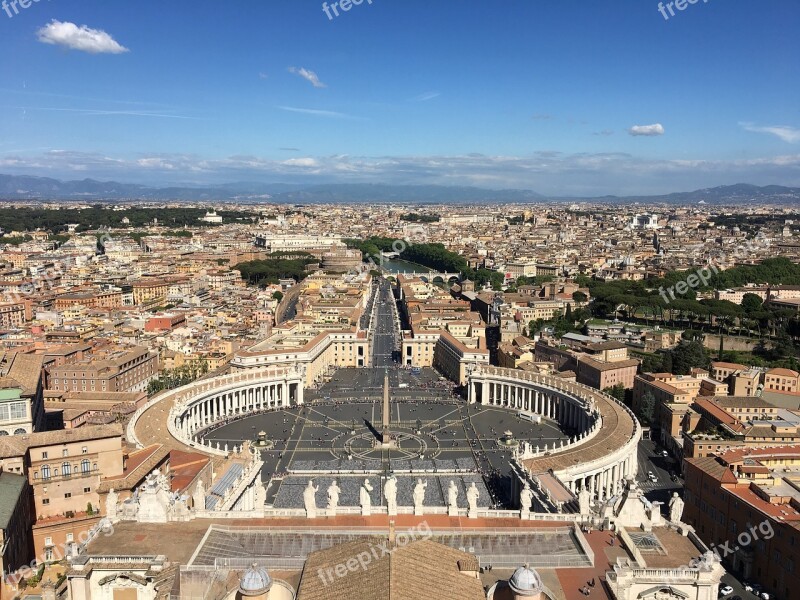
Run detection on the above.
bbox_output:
[0,0,799,196]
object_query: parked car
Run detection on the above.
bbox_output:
[719,585,734,596]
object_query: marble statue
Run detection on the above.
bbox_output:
[254,479,267,508]
[304,480,319,519]
[105,488,118,520]
[327,480,341,514]
[193,480,206,511]
[467,482,480,518]
[669,492,684,523]
[519,482,532,517]
[413,478,427,515]
[385,475,398,516]
[447,480,459,516]
[578,487,592,515]
[360,479,374,516]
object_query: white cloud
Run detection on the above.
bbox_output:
[288,67,326,88]
[0,105,196,119]
[2,150,799,196]
[277,106,356,119]
[411,91,441,102]
[629,123,665,137]
[740,122,800,143]
[281,158,319,168]
[36,20,129,54]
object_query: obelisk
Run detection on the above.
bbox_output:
[381,368,392,446]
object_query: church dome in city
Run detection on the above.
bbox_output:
[239,563,272,596]
[509,565,543,596]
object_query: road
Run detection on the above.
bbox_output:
[635,438,683,506]
[370,277,401,368]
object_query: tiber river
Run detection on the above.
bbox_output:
[377,257,433,274]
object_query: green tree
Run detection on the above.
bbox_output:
[668,340,710,375]
[637,391,656,425]
[572,291,588,304]
[741,293,764,315]
[604,384,626,403]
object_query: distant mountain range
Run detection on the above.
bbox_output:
[0,175,798,205]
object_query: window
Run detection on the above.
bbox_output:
[42,451,48,460]
[62,462,71,476]
[42,498,49,505]
[44,537,52,546]
[41,464,51,480]
[64,492,71,499]
[83,487,90,493]
[80,459,90,474]
[66,533,74,542]
[81,446,88,454]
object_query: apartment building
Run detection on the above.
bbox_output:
[0,301,31,328]
[0,353,45,435]
[574,354,639,390]
[0,424,124,562]
[764,368,800,393]
[534,337,639,390]
[48,346,158,394]
[131,279,169,306]
[54,290,123,311]
[683,447,800,599]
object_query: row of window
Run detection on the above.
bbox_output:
[41,446,89,460]
[0,428,27,436]
[0,401,28,422]
[36,460,96,480]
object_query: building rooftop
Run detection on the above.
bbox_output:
[297,537,485,600]
[0,423,123,459]
[0,471,27,529]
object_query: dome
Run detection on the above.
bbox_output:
[239,564,272,596]
[509,565,543,596]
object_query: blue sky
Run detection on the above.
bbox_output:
[0,0,799,195]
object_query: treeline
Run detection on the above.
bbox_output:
[148,360,210,394]
[0,207,252,233]
[234,255,318,286]
[345,237,504,289]
[345,237,469,272]
[582,258,800,320]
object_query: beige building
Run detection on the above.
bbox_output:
[48,346,158,394]
[764,367,800,393]
[0,424,124,561]
[0,353,45,435]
